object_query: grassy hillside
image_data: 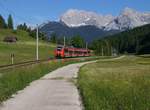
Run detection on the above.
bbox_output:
[0,29,56,65]
[78,56,150,110]
[0,29,35,41]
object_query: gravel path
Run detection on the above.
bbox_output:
[0,61,95,110]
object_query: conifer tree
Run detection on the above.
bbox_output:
[0,15,7,29]
[7,14,14,29]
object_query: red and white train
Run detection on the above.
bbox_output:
[54,45,91,58]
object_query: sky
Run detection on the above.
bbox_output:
[0,0,150,27]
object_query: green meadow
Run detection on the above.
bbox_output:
[78,56,150,110]
[0,29,55,65]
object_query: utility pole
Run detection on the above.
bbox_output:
[64,36,66,47]
[102,46,104,56]
[86,42,88,49]
[11,53,14,64]
[111,46,113,56]
[36,24,39,61]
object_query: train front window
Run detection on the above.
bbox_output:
[57,47,62,51]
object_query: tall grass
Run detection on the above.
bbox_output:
[0,60,73,103]
[0,57,99,103]
[78,56,150,110]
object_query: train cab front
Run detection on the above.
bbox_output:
[54,46,65,58]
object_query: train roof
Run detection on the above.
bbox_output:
[56,45,90,51]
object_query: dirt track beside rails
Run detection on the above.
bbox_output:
[0,61,96,110]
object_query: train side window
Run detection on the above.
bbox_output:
[64,48,68,53]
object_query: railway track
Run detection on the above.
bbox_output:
[0,59,51,70]
[0,57,96,71]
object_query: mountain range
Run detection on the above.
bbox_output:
[40,7,150,42]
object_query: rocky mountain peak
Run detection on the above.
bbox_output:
[60,8,150,31]
[60,9,115,28]
[121,7,137,15]
[40,7,150,39]
[105,7,150,30]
